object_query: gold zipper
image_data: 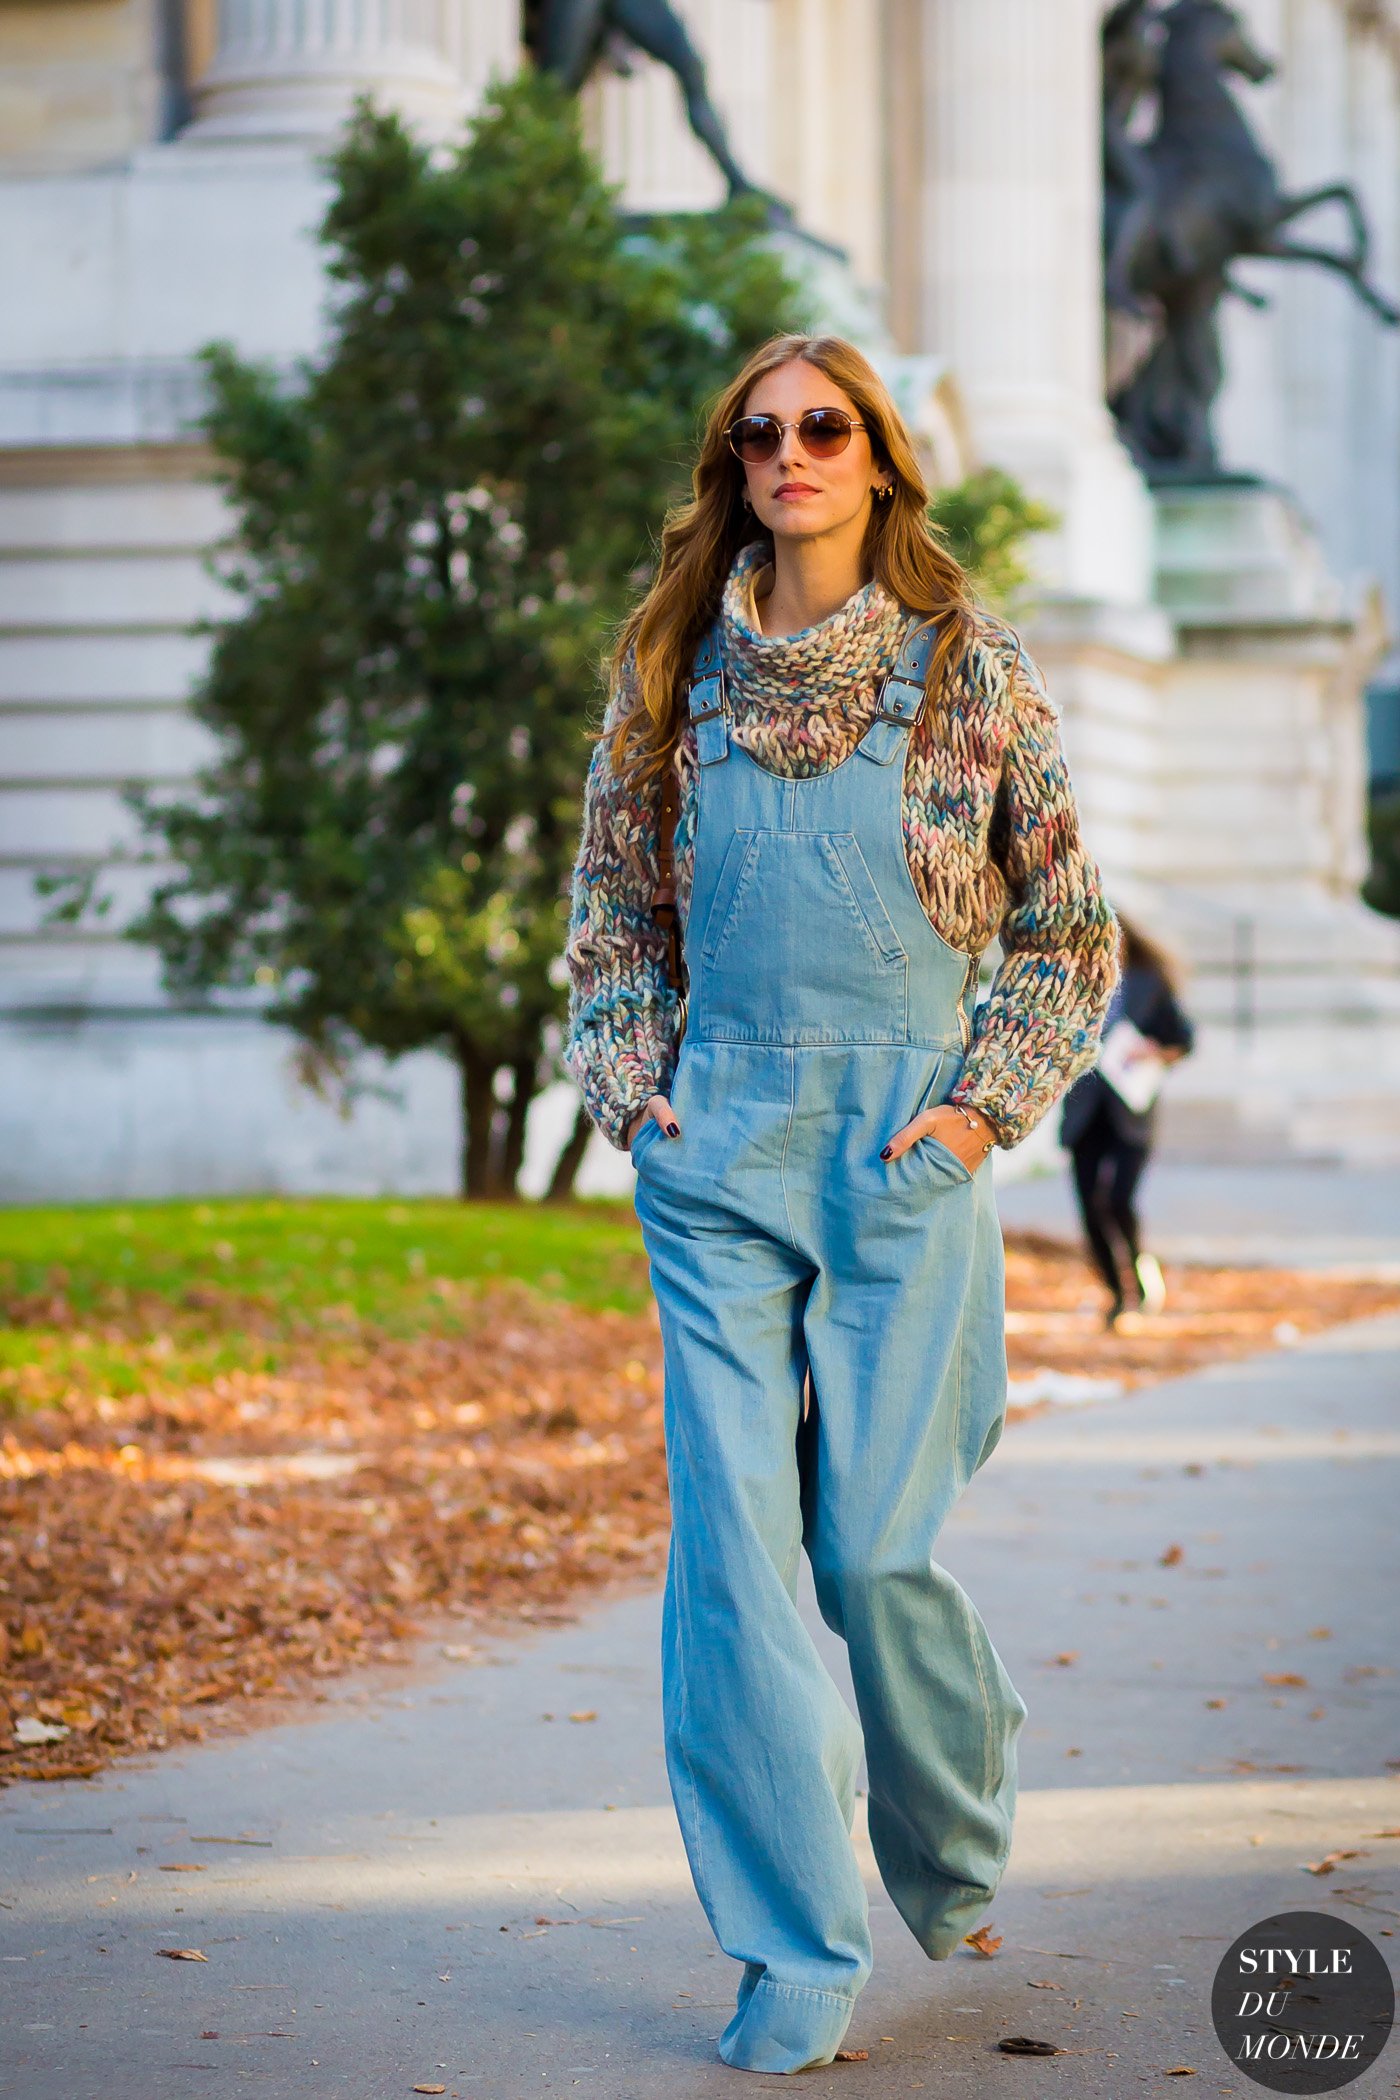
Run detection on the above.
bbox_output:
[957,952,977,1048]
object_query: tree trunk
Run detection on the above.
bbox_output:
[497,1055,535,1201]
[456,1040,499,1200]
[455,1040,543,1200]
[545,1098,593,1202]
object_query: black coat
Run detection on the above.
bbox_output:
[1058,962,1195,1150]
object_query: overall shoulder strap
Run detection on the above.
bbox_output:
[686,619,730,766]
[856,614,938,768]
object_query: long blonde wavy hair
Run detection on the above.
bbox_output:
[603,331,979,789]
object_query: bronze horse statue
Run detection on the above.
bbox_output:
[1104,0,1398,476]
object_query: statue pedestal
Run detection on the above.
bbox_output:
[1134,481,1400,1163]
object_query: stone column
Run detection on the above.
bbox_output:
[916,0,1153,605]
[185,0,483,144]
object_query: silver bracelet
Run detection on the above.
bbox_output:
[952,1102,997,1155]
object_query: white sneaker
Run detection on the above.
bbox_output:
[1134,1250,1167,1315]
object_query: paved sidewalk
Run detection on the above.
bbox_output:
[993,1157,1400,1273]
[4,1290,1398,2099]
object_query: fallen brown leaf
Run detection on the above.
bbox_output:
[411,2086,446,2095]
[156,1947,208,1961]
[1303,1850,1366,1875]
[1165,2069,1197,2077]
[964,1925,1003,1956]
[158,1863,206,1873]
[1159,1544,1184,1566]
[834,2050,869,2061]
[998,2035,1063,2055]
[568,1709,598,1724]
[1262,1672,1308,1688]
[4,1250,1395,1786]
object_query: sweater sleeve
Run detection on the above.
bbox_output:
[948,637,1121,1148]
[562,647,683,1150]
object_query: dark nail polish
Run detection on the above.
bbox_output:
[879,1144,892,1160]
[666,1123,680,1137]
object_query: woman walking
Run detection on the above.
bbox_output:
[1059,911,1195,1325]
[564,333,1120,2073]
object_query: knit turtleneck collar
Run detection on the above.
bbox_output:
[717,539,908,719]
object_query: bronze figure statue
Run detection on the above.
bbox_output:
[525,0,760,205]
[1103,0,1398,477]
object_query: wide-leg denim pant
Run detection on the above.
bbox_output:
[631,632,1028,2073]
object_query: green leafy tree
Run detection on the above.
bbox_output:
[928,466,1058,607]
[121,72,806,1199]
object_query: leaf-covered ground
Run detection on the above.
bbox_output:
[2,1197,1395,1786]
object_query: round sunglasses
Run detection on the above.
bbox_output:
[725,407,869,464]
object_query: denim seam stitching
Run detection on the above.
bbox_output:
[669,1518,713,1922]
[950,1292,968,1494]
[778,1046,799,1254]
[748,1979,856,2006]
[959,1581,997,1800]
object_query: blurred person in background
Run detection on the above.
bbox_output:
[1059,910,1194,1328]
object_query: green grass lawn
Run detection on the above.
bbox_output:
[0,1195,653,1411]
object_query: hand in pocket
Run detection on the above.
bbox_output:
[627,1094,681,1149]
[880,1102,995,1175]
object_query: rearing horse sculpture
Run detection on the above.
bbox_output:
[1104,0,1398,476]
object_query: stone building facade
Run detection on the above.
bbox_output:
[2,0,1398,1198]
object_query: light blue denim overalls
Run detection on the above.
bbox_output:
[630,617,1028,2074]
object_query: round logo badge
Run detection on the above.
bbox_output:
[1211,1910,1395,2091]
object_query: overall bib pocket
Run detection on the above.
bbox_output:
[700,829,910,1044]
[700,830,759,965]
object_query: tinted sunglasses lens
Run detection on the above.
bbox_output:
[729,417,780,463]
[800,410,854,455]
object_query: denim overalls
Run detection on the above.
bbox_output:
[631,618,1028,2074]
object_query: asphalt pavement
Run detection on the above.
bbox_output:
[3,1167,1399,2099]
[992,1157,1400,1274]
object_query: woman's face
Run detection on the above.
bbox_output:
[736,360,892,548]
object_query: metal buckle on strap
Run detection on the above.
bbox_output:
[873,617,937,728]
[872,675,925,729]
[688,674,726,724]
[687,624,728,723]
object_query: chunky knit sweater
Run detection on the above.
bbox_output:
[564,543,1120,1152]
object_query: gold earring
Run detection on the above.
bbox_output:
[873,482,894,503]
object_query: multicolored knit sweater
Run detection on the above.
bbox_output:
[564,542,1120,1152]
